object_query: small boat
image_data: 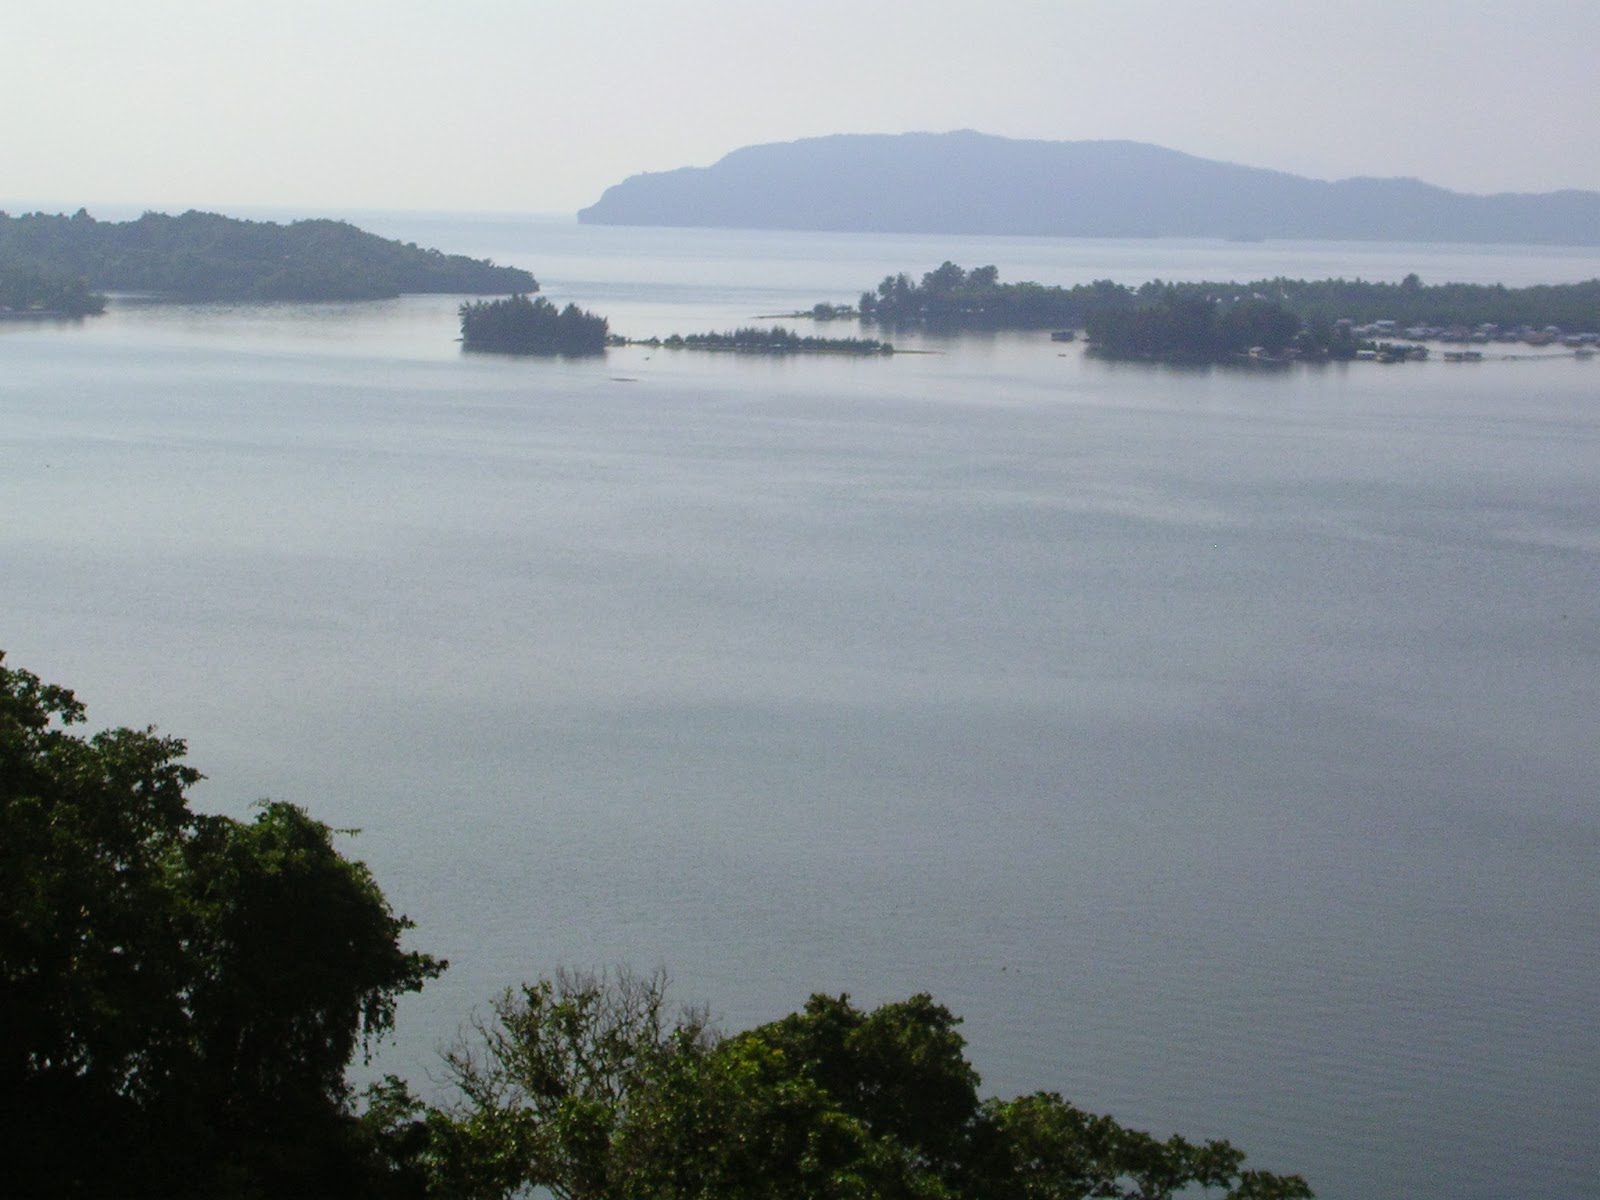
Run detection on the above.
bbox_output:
[1049,329,1076,343]
[1443,350,1483,363]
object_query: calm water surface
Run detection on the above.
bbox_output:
[2,223,1597,1199]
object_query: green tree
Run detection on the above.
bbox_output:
[748,992,979,1174]
[0,652,444,1198]
[429,967,713,1200]
[972,1091,1313,1200]
[425,972,1312,1200]
[921,261,967,294]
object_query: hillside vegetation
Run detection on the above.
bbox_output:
[0,208,536,301]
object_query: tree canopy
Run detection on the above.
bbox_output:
[0,652,444,1198]
[411,969,1313,1200]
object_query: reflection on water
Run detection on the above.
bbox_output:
[2,224,1596,1200]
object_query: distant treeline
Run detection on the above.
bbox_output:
[655,325,893,354]
[459,294,609,355]
[857,262,1600,332]
[0,265,106,317]
[0,208,536,301]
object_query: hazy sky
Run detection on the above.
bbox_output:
[9,0,1599,216]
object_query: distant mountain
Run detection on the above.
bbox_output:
[577,131,1600,245]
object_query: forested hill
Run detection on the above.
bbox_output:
[577,130,1600,245]
[0,208,536,301]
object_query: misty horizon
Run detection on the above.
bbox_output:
[9,130,1600,227]
[8,2,1598,213]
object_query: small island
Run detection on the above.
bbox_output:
[0,208,535,302]
[459,294,609,355]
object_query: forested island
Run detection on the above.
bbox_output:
[5,650,1315,1197]
[0,208,535,302]
[459,293,610,355]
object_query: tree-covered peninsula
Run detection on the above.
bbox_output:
[0,208,535,301]
[855,261,1600,334]
[642,324,894,353]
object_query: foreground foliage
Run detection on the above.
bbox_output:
[0,653,444,1198]
[2,654,1310,1197]
[408,968,1312,1200]
[0,208,535,301]
[459,293,610,355]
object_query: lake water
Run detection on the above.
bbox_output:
[3,221,1597,1199]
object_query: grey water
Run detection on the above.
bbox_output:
[3,223,1597,1199]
